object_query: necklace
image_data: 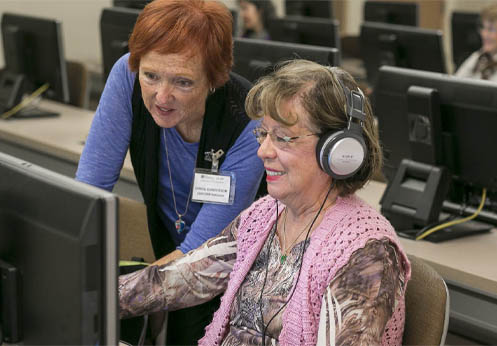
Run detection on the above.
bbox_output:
[163,128,193,233]
[279,208,314,264]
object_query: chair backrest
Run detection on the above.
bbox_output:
[118,196,156,264]
[66,60,88,108]
[403,255,450,346]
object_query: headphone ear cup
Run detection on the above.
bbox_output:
[316,130,367,179]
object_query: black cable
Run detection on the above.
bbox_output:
[414,214,457,238]
[260,183,334,345]
[414,201,471,239]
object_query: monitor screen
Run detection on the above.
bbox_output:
[364,1,418,26]
[233,37,340,83]
[285,0,333,18]
[451,12,481,71]
[113,0,150,9]
[0,152,118,345]
[0,13,69,110]
[360,22,446,86]
[267,16,340,51]
[375,66,497,210]
[100,7,141,80]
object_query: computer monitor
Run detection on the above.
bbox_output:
[113,0,149,9]
[360,22,446,86]
[233,37,340,83]
[267,16,340,51]
[285,0,333,18]
[0,152,118,344]
[451,11,481,71]
[364,1,418,26]
[231,9,238,37]
[375,66,497,237]
[0,13,69,117]
[100,7,141,80]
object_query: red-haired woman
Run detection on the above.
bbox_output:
[76,0,264,343]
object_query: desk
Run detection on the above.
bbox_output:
[357,180,497,344]
[0,99,142,201]
[1,100,496,343]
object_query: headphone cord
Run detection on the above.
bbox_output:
[260,184,334,345]
[259,201,279,346]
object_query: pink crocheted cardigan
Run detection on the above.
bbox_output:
[199,194,411,346]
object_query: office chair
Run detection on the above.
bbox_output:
[403,255,450,346]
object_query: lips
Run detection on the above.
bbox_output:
[265,168,285,181]
[155,104,175,116]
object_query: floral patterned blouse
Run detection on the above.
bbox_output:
[119,215,405,345]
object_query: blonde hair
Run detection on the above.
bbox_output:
[245,59,382,196]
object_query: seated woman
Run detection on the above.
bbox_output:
[238,0,276,40]
[455,3,497,81]
[119,60,411,345]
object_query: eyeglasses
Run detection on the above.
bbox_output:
[252,127,319,149]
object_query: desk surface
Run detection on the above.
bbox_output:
[357,180,497,295]
[1,100,497,296]
[0,99,135,181]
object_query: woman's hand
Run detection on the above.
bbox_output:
[152,249,184,266]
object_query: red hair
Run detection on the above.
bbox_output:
[128,0,233,88]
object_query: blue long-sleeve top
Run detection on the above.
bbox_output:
[76,54,264,253]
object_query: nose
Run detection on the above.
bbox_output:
[156,82,174,104]
[257,134,277,161]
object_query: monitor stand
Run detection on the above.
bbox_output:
[397,217,492,243]
[0,71,59,120]
[10,106,59,119]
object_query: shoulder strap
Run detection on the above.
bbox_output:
[130,77,175,258]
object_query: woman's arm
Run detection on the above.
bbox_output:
[317,239,406,346]
[75,54,135,191]
[178,120,264,253]
[119,216,240,319]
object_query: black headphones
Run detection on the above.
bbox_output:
[316,79,367,180]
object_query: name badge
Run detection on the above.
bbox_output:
[192,169,235,205]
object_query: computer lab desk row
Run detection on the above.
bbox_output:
[1,99,496,344]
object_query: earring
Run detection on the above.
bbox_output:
[210,87,216,94]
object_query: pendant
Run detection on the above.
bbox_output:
[175,218,186,233]
[280,255,287,264]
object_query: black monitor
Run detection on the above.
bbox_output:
[100,7,141,80]
[233,37,340,83]
[0,152,118,344]
[113,0,150,9]
[451,11,481,71]
[285,0,333,18]
[375,66,497,238]
[267,16,340,51]
[360,22,446,86]
[231,9,238,37]
[0,13,69,118]
[364,1,418,26]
